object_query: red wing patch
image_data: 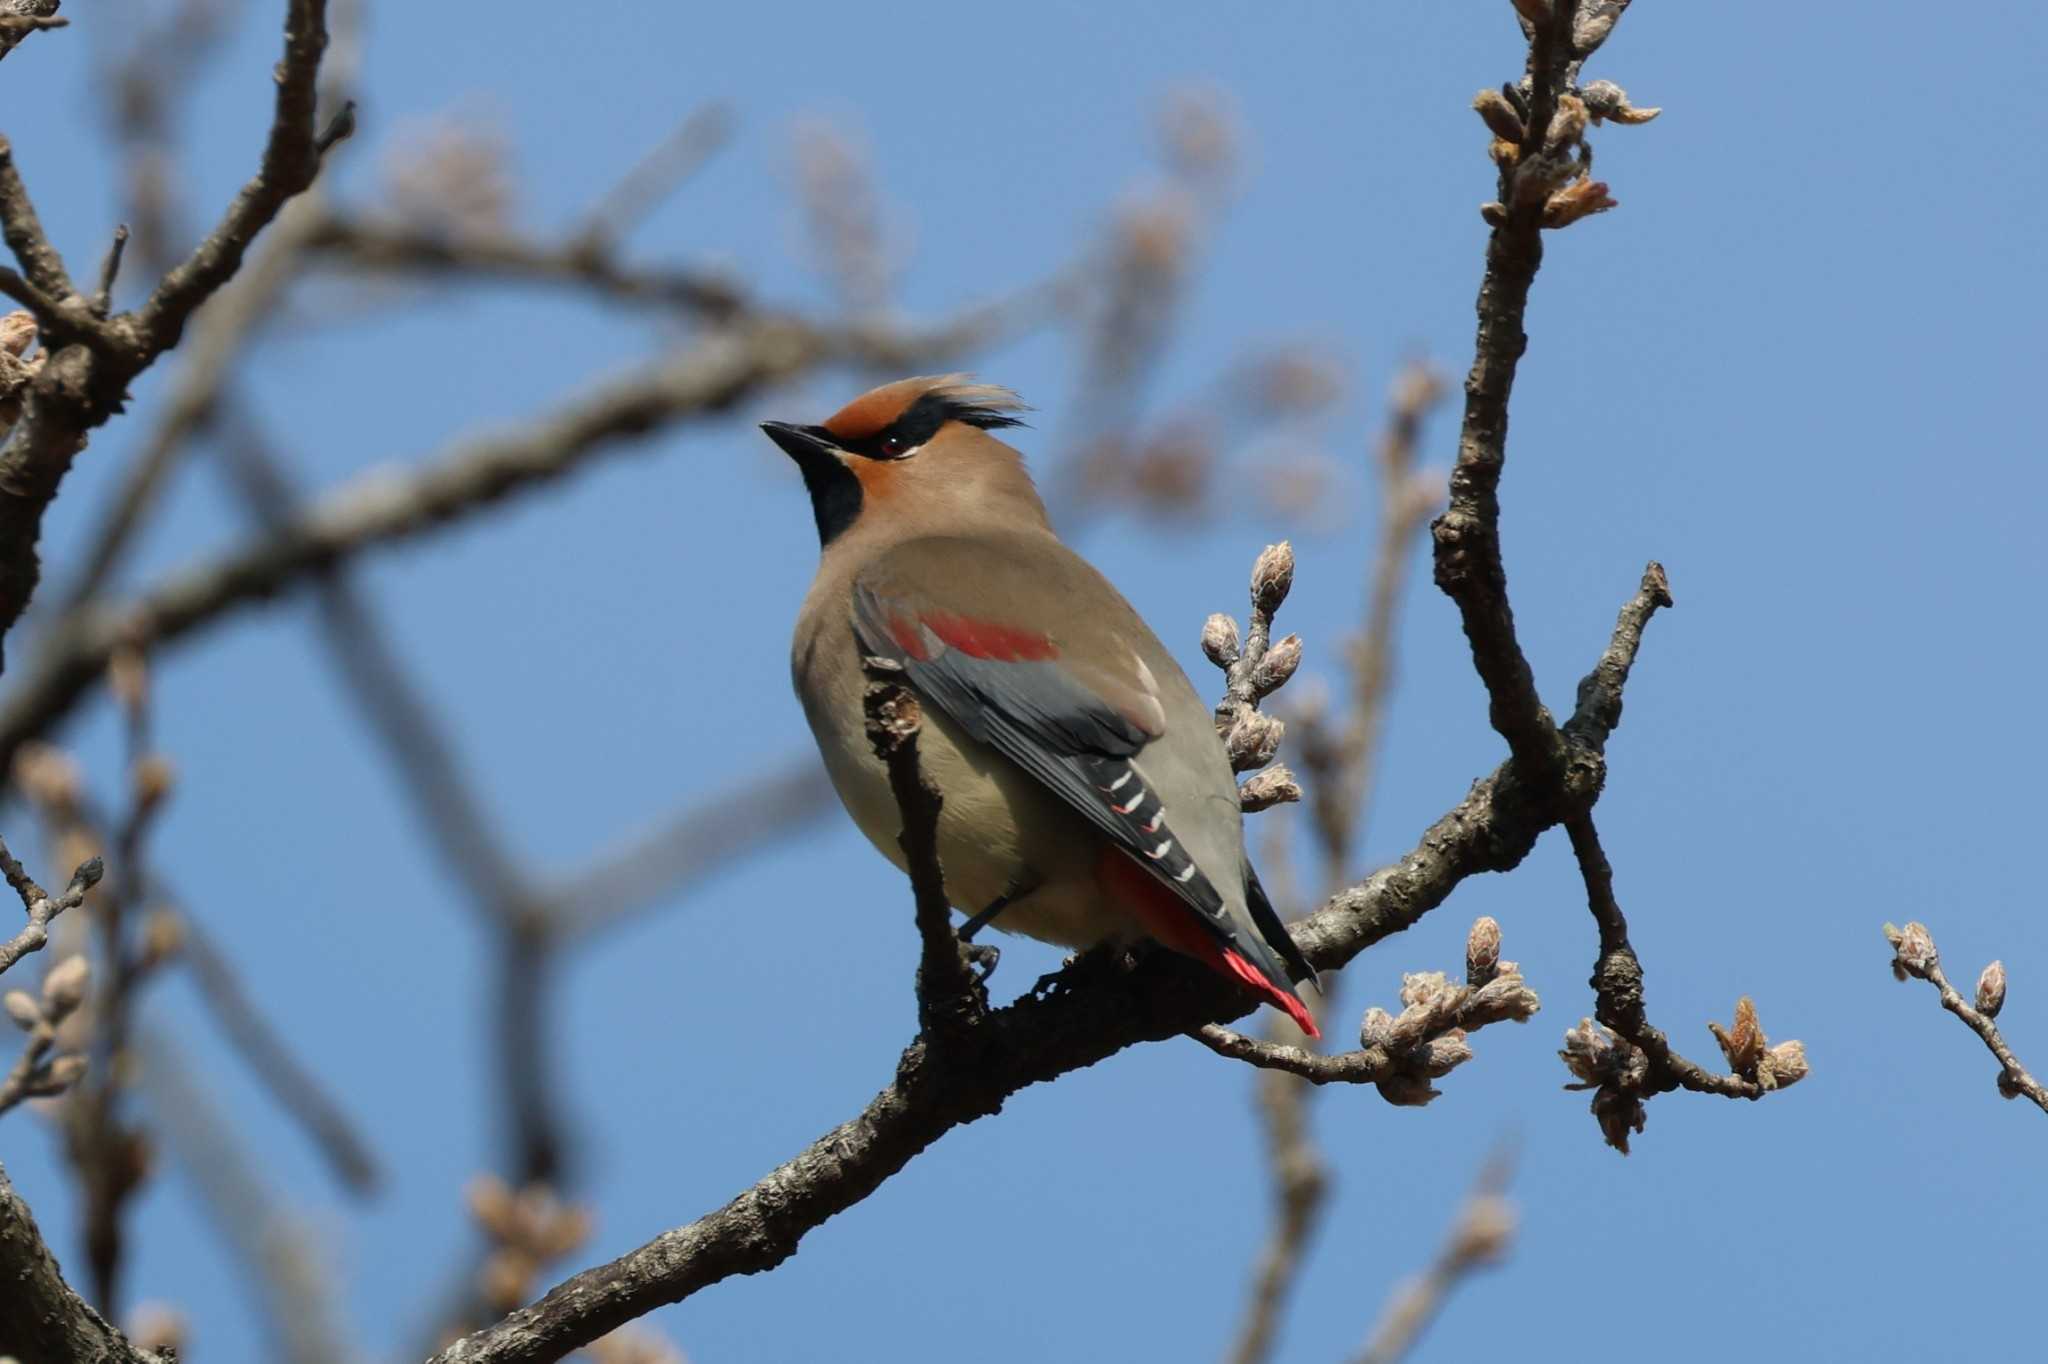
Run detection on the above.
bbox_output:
[886,613,932,662]
[918,610,1059,662]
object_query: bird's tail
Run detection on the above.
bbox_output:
[1100,850,1320,1038]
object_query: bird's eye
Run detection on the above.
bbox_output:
[878,435,909,458]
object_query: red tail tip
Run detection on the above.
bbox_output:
[1221,949,1320,1039]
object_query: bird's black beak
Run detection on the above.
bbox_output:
[760,421,840,466]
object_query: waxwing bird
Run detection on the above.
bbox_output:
[765,375,1318,1036]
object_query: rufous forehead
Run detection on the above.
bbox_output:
[822,379,933,441]
[849,453,904,499]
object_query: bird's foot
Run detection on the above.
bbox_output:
[960,940,1001,981]
[1029,940,1135,1001]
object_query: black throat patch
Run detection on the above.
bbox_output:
[789,426,862,545]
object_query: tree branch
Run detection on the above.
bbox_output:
[178,910,381,1190]
[1224,365,1445,1364]
[0,1160,161,1364]
[0,834,103,975]
[0,0,342,670]
[1193,921,1537,1099]
[303,214,750,320]
[0,294,1055,774]
[135,0,333,350]
[1885,921,2048,1113]
[862,674,983,1034]
[0,6,68,64]
[1352,1151,1516,1364]
[426,613,1647,1364]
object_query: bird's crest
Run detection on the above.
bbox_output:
[823,375,1030,443]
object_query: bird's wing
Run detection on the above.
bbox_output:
[850,540,1257,963]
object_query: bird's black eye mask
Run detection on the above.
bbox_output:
[835,390,1030,461]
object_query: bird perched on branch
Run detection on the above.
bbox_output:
[766,375,1318,1036]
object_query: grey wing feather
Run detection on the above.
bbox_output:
[851,581,1240,935]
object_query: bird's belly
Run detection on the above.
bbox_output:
[809,702,1123,949]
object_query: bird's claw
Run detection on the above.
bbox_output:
[1029,941,1135,1000]
[961,940,1001,981]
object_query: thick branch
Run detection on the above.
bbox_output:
[1428,4,1598,785]
[0,297,1050,773]
[428,717,1591,1364]
[0,1160,160,1364]
[0,0,341,670]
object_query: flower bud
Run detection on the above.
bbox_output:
[1450,1194,1516,1265]
[1466,916,1502,985]
[1400,970,1454,1010]
[1759,1039,1809,1091]
[109,647,149,713]
[1374,1073,1440,1108]
[1419,1030,1474,1078]
[1250,633,1302,697]
[1713,996,1765,1075]
[1225,712,1284,772]
[466,1173,519,1242]
[1579,79,1661,126]
[41,954,89,1017]
[1237,764,1302,813]
[132,754,176,814]
[1250,541,1294,615]
[1200,613,1240,667]
[1887,921,1938,979]
[0,310,36,357]
[4,989,41,1031]
[46,1053,88,1087]
[13,742,82,811]
[1472,88,1526,143]
[141,910,186,968]
[1559,1017,1614,1087]
[1976,960,2007,1019]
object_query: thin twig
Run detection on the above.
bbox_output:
[90,224,130,318]
[137,0,334,349]
[862,674,982,1033]
[544,759,837,937]
[304,214,750,319]
[1224,367,1443,1364]
[0,293,1059,770]
[54,194,327,615]
[0,134,76,299]
[0,835,102,974]
[1352,1151,1516,1364]
[0,11,68,62]
[138,1031,355,1364]
[572,102,732,249]
[1196,921,1537,1100]
[178,912,381,1190]
[0,0,343,669]
[1885,922,2048,1113]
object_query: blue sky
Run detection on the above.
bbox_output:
[3,2,2045,1360]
